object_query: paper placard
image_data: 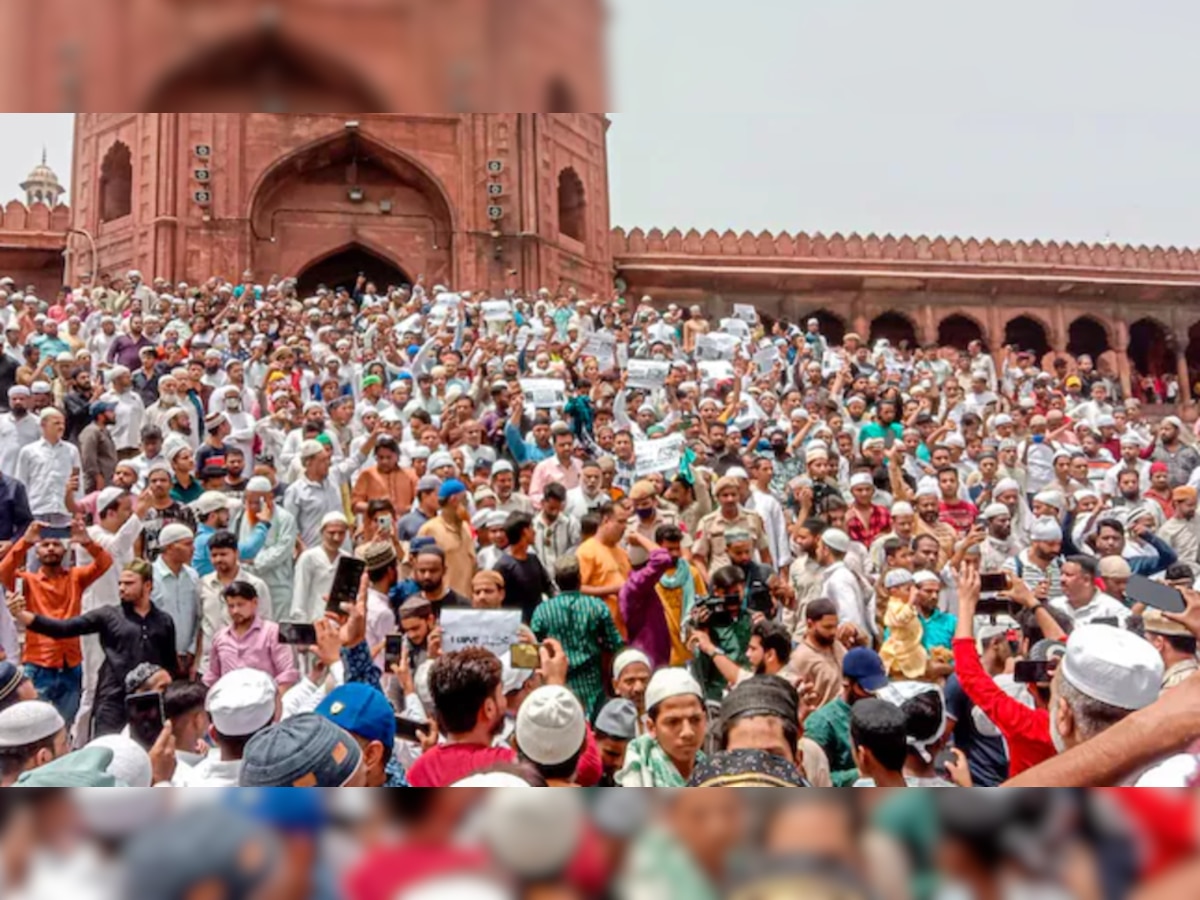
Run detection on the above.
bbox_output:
[695,333,740,361]
[579,331,616,361]
[626,359,670,390]
[635,433,686,477]
[719,318,752,340]
[733,304,757,324]
[753,346,779,372]
[440,609,522,659]
[433,292,460,308]
[481,299,512,322]
[698,360,735,384]
[520,377,567,408]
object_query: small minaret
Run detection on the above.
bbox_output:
[20,148,65,207]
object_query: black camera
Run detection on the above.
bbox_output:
[693,594,734,629]
[746,580,774,616]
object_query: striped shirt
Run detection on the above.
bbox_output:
[1002,550,1062,598]
[531,591,624,719]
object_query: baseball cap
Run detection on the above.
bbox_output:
[843,647,888,692]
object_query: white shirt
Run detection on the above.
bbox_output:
[15,437,82,516]
[750,487,792,568]
[564,486,608,521]
[821,561,871,636]
[109,388,146,451]
[291,546,347,624]
[1049,590,1131,627]
[79,516,144,613]
[0,412,40,478]
[184,753,243,787]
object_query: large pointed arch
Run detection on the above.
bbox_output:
[1067,315,1112,357]
[937,313,987,350]
[296,241,413,297]
[142,31,387,112]
[1003,314,1051,358]
[1128,317,1174,379]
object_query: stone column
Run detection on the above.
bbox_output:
[1175,332,1192,403]
[1114,320,1132,400]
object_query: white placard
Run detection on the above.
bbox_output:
[753,346,779,372]
[719,317,752,340]
[579,331,616,361]
[634,433,686,477]
[698,360,735,384]
[434,292,460,309]
[695,333,740,361]
[733,303,757,324]
[520,377,567,408]
[481,299,512,322]
[440,609,522,659]
[626,359,670,390]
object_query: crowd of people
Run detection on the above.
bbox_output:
[0,267,1199,790]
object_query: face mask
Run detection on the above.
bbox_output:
[635,507,655,521]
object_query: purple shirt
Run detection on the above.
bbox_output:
[618,548,675,670]
[203,618,298,689]
[107,333,154,370]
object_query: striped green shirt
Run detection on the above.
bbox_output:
[531,590,625,720]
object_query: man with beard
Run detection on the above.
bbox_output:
[979,502,1016,571]
[799,646,889,786]
[78,400,118,493]
[208,383,257,466]
[1158,487,1200,566]
[105,314,153,370]
[105,365,147,461]
[706,421,743,476]
[405,647,517,786]
[0,386,39,478]
[411,546,470,612]
[131,345,161,406]
[908,480,957,567]
[692,618,792,688]
[787,599,848,709]
[62,368,97,442]
[195,412,233,474]
[397,475,441,541]
[1151,416,1200,488]
[147,376,197,450]
[190,491,231,577]
[203,580,296,689]
[766,426,805,495]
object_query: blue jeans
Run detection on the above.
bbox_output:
[24,664,82,725]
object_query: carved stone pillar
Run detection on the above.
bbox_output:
[1114,319,1132,400]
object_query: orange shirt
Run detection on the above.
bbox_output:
[577,537,632,639]
[352,465,416,519]
[0,537,113,668]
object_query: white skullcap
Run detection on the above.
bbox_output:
[943,432,966,448]
[1120,433,1143,447]
[913,570,941,585]
[982,503,1010,520]
[1029,517,1063,542]
[891,501,914,516]
[453,772,535,788]
[849,473,874,488]
[915,478,940,499]
[492,460,514,475]
[805,447,828,463]
[1061,625,1163,711]
[206,669,277,737]
[95,486,126,515]
[884,569,914,589]
[108,365,130,380]
[821,528,851,554]
[645,668,703,713]
[298,439,326,461]
[245,476,273,493]
[1033,490,1066,511]
[992,414,1013,427]
[428,451,455,471]
[85,734,152,787]
[320,512,348,530]
[726,466,749,481]
[1075,488,1099,504]
[515,686,587,766]
[994,478,1021,495]
[613,649,652,680]
[0,701,64,747]
[157,523,194,548]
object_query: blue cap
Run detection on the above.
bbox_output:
[437,478,467,502]
[409,535,439,554]
[224,789,327,834]
[843,647,888,692]
[89,400,117,418]
[316,683,396,753]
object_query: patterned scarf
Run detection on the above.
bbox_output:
[658,560,697,645]
[616,734,704,787]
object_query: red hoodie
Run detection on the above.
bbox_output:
[952,637,1056,778]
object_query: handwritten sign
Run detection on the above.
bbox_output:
[481,299,513,322]
[733,303,757,324]
[520,378,567,408]
[579,331,616,362]
[440,609,522,659]
[695,333,740,361]
[626,359,670,390]
[635,433,686,477]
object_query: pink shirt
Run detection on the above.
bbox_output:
[529,455,582,508]
[203,618,298,689]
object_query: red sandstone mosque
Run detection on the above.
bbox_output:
[2,107,1199,401]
